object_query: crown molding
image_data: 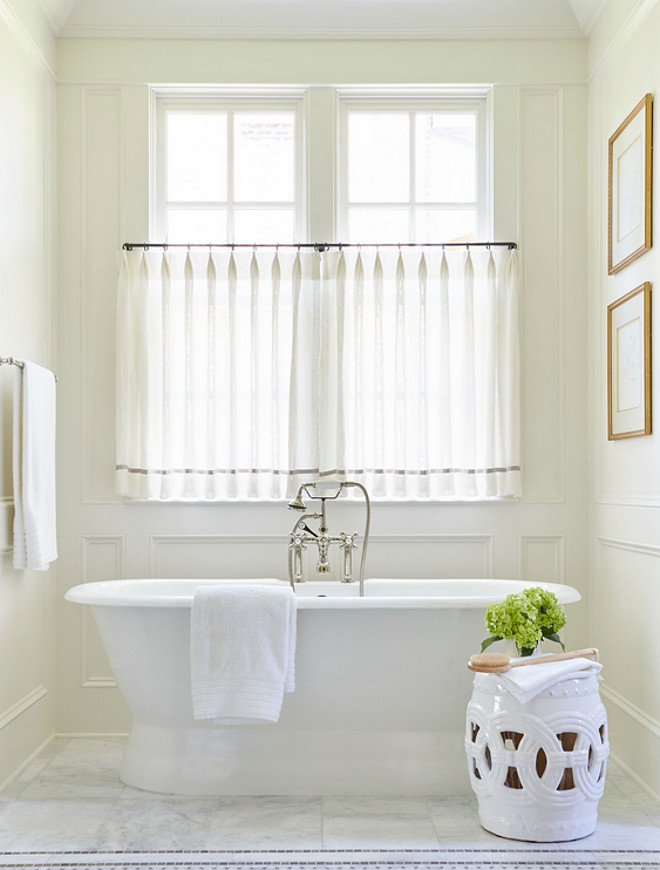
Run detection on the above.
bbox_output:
[34,0,65,34]
[0,0,56,76]
[568,0,607,34]
[58,22,586,41]
[589,0,660,77]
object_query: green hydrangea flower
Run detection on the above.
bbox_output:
[522,586,566,636]
[485,594,541,652]
[482,586,567,656]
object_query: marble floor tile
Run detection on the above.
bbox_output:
[91,798,219,850]
[206,796,323,849]
[0,736,657,854]
[0,798,114,850]
[426,795,498,845]
[321,796,440,848]
[18,740,125,800]
[0,738,74,802]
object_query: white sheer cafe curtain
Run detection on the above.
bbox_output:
[116,245,521,500]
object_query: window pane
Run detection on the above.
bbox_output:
[415,113,476,203]
[167,208,227,243]
[415,209,476,244]
[234,209,294,244]
[348,208,410,244]
[348,113,409,203]
[234,113,295,203]
[167,112,227,202]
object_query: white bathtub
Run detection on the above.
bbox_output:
[65,577,580,796]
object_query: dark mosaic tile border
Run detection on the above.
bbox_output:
[0,850,659,869]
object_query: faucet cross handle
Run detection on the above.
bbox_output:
[339,531,359,583]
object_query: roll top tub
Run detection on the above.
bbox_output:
[65,577,581,796]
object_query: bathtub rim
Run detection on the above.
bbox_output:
[64,577,581,609]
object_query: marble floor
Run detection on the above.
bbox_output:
[0,737,658,853]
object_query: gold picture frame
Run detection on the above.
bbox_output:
[607,282,652,440]
[608,94,653,275]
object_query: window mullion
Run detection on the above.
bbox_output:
[227,108,235,244]
[409,109,416,243]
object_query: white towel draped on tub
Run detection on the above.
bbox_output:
[190,583,297,723]
[13,362,57,571]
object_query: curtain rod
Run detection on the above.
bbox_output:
[0,356,59,382]
[122,241,517,252]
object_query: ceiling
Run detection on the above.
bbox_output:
[38,0,605,39]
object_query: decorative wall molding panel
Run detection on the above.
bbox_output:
[149,533,494,581]
[595,535,660,757]
[519,87,565,504]
[150,535,287,580]
[597,536,660,559]
[81,86,124,504]
[368,534,494,579]
[0,685,47,732]
[519,534,565,583]
[80,536,124,688]
[601,682,660,741]
[597,495,660,508]
[0,499,12,554]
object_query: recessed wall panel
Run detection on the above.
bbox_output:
[520,88,563,503]
[81,535,124,687]
[150,536,287,580]
[83,88,122,502]
[150,534,493,582]
[520,535,564,583]
[596,537,660,728]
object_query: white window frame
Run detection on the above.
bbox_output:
[336,89,491,244]
[151,89,307,244]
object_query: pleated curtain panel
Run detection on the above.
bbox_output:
[116,246,521,501]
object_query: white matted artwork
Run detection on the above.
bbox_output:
[607,282,651,440]
[608,94,653,274]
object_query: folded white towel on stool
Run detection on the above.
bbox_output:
[495,657,603,704]
[190,583,296,723]
[12,361,57,571]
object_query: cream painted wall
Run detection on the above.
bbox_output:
[588,0,660,799]
[55,40,590,742]
[0,0,57,784]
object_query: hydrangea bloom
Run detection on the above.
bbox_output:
[482,586,567,655]
[522,586,566,636]
[485,594,542,652]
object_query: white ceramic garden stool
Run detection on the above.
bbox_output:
[465,671,609,842]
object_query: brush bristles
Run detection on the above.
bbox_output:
[467,652,511,672]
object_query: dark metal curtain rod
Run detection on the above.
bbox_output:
[123,241,517,252]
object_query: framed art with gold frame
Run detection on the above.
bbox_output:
[607,282,651,440]
[608,93,653,275]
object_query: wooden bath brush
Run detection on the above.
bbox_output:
[467,647,599,673]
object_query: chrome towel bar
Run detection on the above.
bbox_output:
[0,356,59,382]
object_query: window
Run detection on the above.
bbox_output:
[119,89,519,502]
[153,89,489,245]
[338,96,488,244]
[153,94,305,244]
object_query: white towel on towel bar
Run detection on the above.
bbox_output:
[190,583,296,723]
[12,361,57,571]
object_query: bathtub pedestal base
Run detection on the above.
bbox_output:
[121,722,467,796]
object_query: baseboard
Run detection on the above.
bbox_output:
[54,731,130,738]
[609,750,660,803]
[0,733,54,793]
